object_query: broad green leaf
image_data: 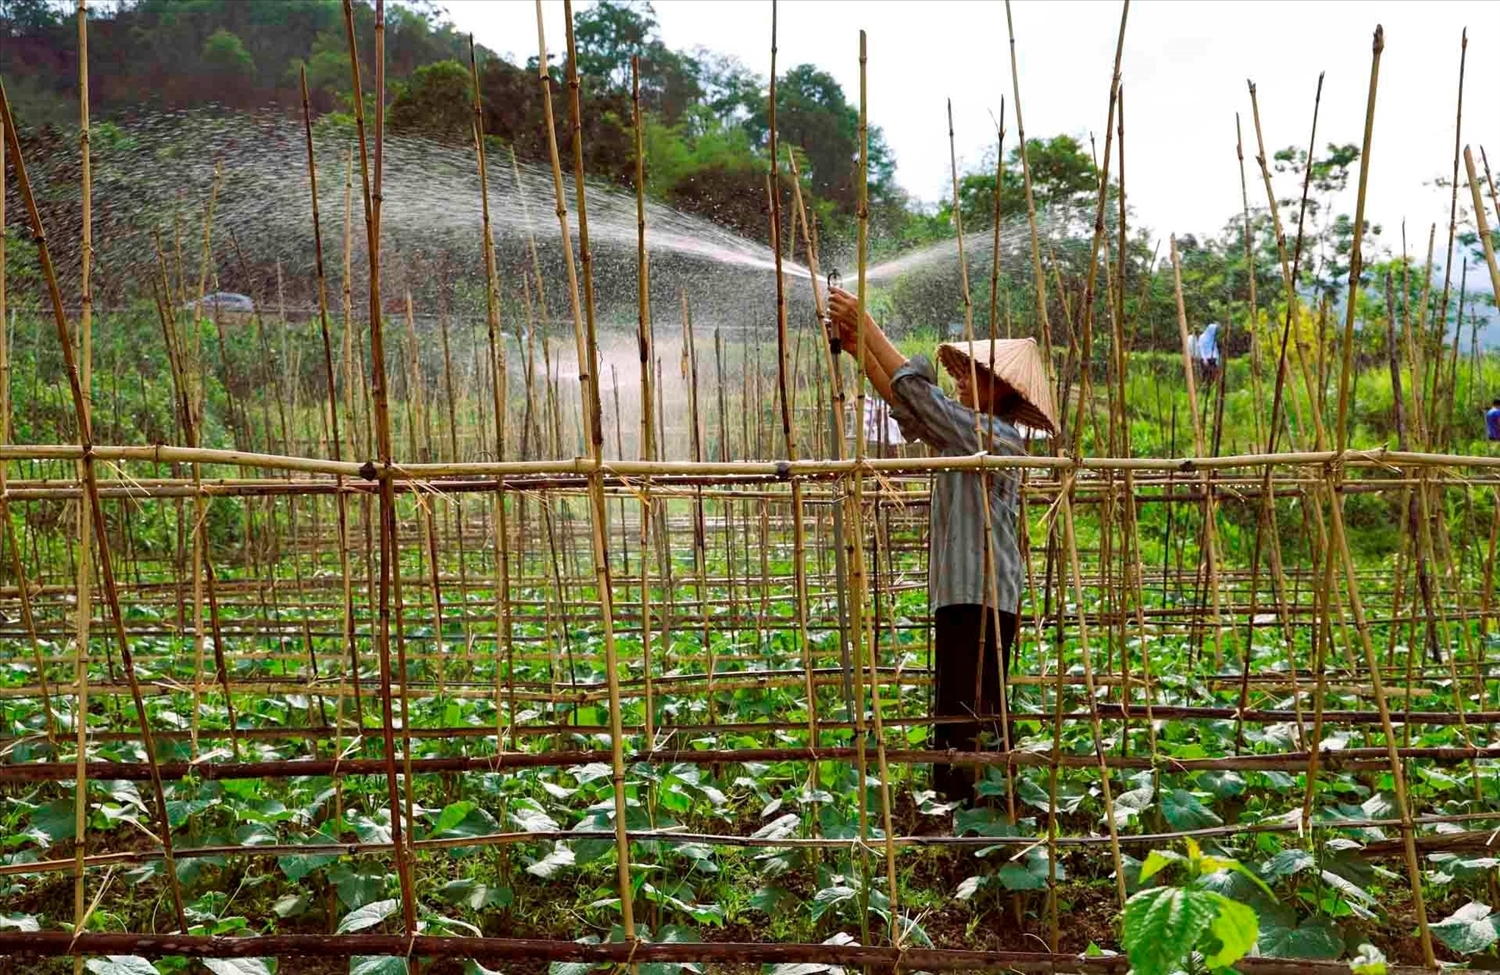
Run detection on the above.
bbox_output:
[85,959,158,975]
[329,866,388,910]
[748,887,786,913]
[1160,790,1222,831]
[429,802,498,841]
[165,797,217,828]
[1202,893,1258,969]
[1350,942,1388,975]
[996,862,1047,891]
[1318,869,1375,906]
[954,875,984,901]
[751,813,800,840]
[26,799,77,848]
[527,845,576,879]
[0,913,40,932]
[437,879,512,911]
[277,828,341,882]
[204,960,275,975]
[953,807,1017,838]
[1431,901,1500,954]
[1256,908,1342,959]
[1196,770,1246,799]
[1017,776,1085,814]
[272,894,309,919]
[510,800,560,833]
[1112,786,1155,826]
[809,884,859,922]
[1137,849,1185,884]
[768,933,856,975]
[1121,887,1217,975]
[350,959,407,975]
[1260,848,1315,883]
[336,898,400,934]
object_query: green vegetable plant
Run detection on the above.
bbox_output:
[1121,838,1273,975]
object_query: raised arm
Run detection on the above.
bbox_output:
[827,287,906,402]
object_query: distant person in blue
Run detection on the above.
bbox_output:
[1196,322,1221,386]
[1486,398,1500,443]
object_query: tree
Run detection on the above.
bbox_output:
[747,64,897,217]
[951,135,1100,231]
[571,0,702,123]
[389,59,473,142]
[202,27,256,78]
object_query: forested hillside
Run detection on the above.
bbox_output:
[3,0,1494,351]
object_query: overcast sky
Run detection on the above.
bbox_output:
[446,0,1496,255]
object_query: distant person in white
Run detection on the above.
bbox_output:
[862,397,905,455]
[1196,322,1221,386]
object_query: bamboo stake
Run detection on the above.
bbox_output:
[341,0,418,936]
[1169,238,1225,674]
[469,34,514,770]
[1466,148,1500,307]
[787,152,853,717]
[631,56,658,747]
[767,16,821,836]
[72,8,94,958]
[301,64,362,729]
[552,0,636,942]
[1326,27,1435,967]
[850,27,902,932]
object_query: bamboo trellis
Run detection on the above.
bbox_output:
[2,3,1499,973]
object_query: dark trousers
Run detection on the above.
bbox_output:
[932,604,1018,802]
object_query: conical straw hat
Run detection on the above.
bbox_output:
[936,337,1058,435]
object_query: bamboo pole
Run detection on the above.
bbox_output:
[630,56,658,747]
[850,27,903,933]
[767,9,822,840]
[549,0,636,942]
[787,152,853,716]
[71,6,95,959]
[340,0,418,937]
[300,64,362,729]
[1324,26,1434,968]
[1466,148,1500,307]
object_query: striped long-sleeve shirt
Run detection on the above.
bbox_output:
[887,355,1025,614]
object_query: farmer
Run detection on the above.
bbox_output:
[1486,398,1500,444]
[826,287,1055,803]
[1196,322,1221,387]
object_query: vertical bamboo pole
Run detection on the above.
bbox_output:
[469,35,515,768]
[0,76,189,935]
[72,8,93,957]
[1323,27,1435,967]
[840,28,886,938]
[341,0,418,936]
[1466,149,1500,304]
[1169,238,1224,673]
[187,166,221,755]
[1430,30,1468,438]
[631,56,658,747]
[676,293,714,715]
[787,153,853,716]
[549,0,636,942]
[301,65,362,729]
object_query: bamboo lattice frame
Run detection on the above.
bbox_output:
[4,1,1500,972]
